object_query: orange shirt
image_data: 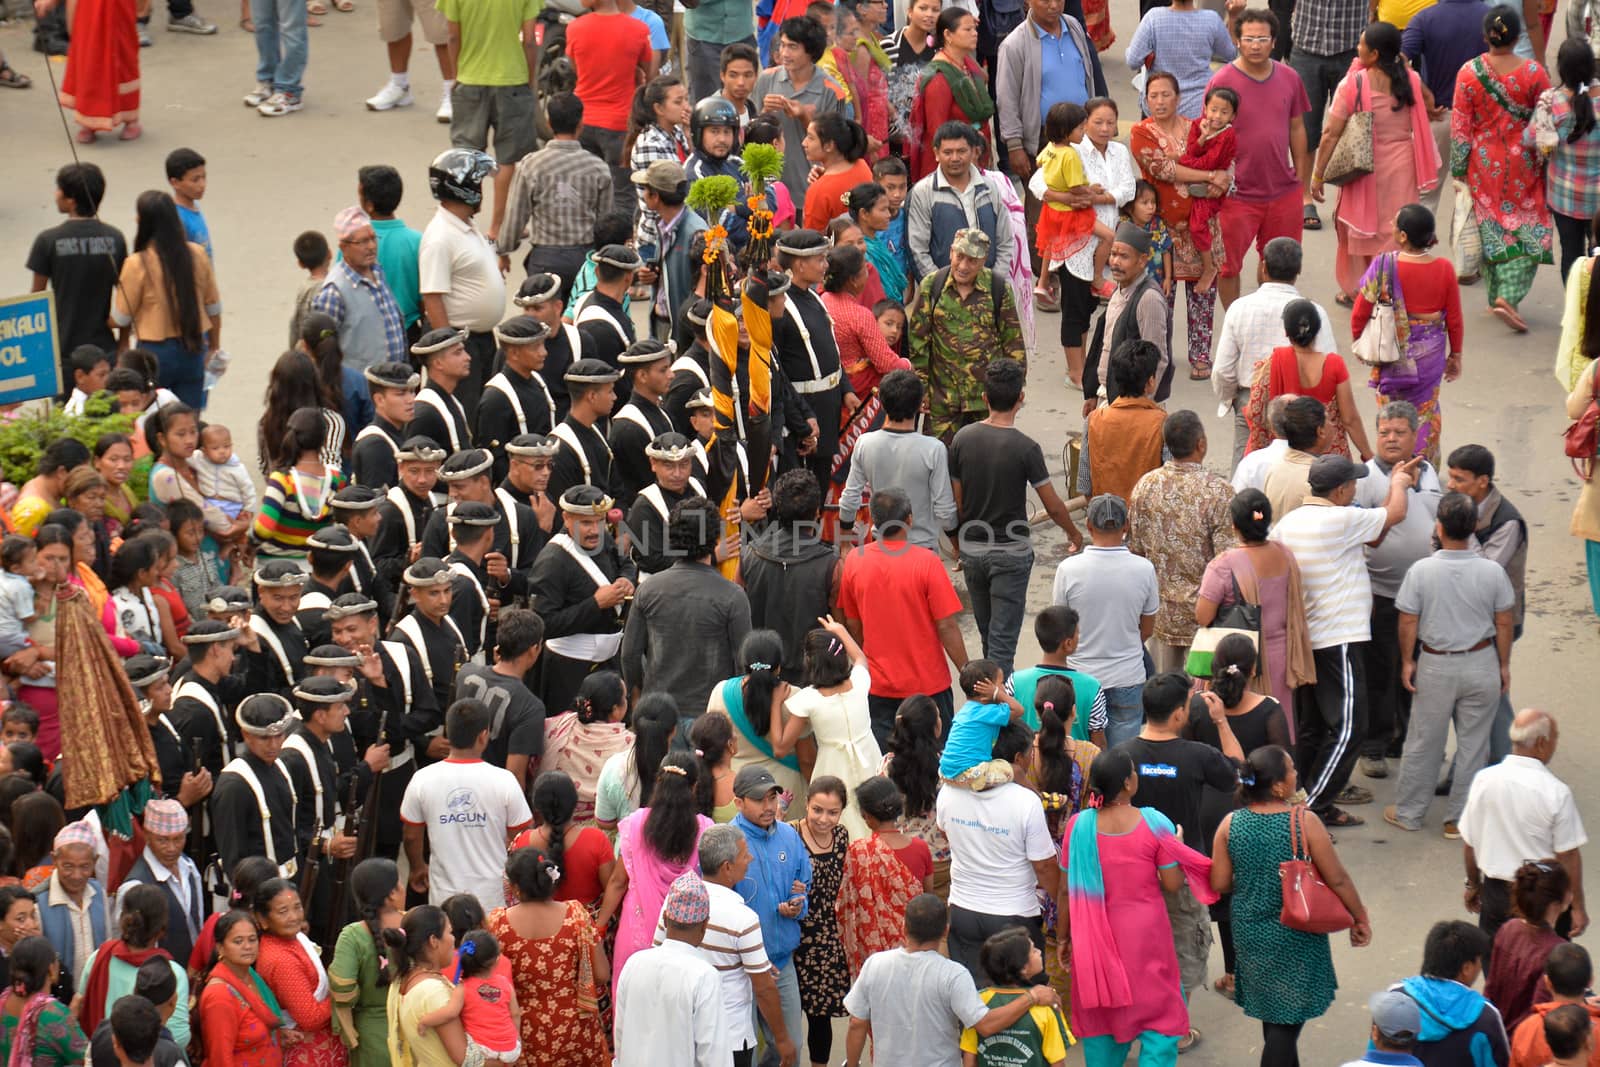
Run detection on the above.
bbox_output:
[803,159,873,233]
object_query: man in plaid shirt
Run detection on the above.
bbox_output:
[312,206,408,371]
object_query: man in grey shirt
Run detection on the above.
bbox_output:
[842,894,1059,1067]
[1354,401,1443,779]
[838,370,956,551]
[1385,492,1515,837]
[752,16,841,209]
[622,495,750,740]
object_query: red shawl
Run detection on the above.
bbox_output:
[79,940,171,1036]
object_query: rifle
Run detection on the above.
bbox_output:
[298,827,323,911]
[184,745,207,871]
[324,773,362,957]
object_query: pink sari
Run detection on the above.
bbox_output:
[610,809,713,993]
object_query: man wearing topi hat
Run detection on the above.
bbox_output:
[628,432,708,577]
[406,327,475,454]
[478,316,558,482]
[548,359,624,504]
[169,620,242,782]
[243,560,309,698]
[312,207,408,372]
[609,339,679,508]
[115,796,208,966]
[613,871,730,1067]
[1083,221,1172,414]
[210,693,302,880]
[351,361,419,489]
[573,244,642,377]
[371,437,444,588]
[514,272,589,421]
[775,229,859,484]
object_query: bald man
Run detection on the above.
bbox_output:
[1459,710,1588,940]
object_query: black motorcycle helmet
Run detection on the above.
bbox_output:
[428,148,498,208]
[691,97,741,155]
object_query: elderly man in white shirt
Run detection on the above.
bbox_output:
[1232,394,1294,493]
[616,871,730,1067]
[1212,237,1335,469]
[1460,709,1588,941]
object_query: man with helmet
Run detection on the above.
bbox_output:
[687,96,745,183]
[497,92,614,296]
[420,148,506,418]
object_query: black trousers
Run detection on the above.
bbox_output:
[947,905,1046,986]
[456,330,497,425]
[524,243,589,303]
[1363,596,1412,757]
[1261,1020,1304,1067]
[866,688,954,750]
[1295,642,1368,814]
[1554,211,1589,286]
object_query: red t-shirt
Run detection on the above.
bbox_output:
[893,837,933,882]
[1204,61,1310,202]
[567,12,653,132]
[837,541,962,699]
[509,824,613,906]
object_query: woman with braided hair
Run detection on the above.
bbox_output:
[328,858,403,1067]
[508,772,614,911]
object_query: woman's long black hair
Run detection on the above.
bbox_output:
[531,771,578,875]
[737,630,787,738]
[298,311,352,459]
[630,693,679,809]
[349,857,400,987]
[624,76,683,163]
[1559,38,1598,143]
[1362,22,1414,110]
[133,191,204,351]
[886,695,941,817]
[381,905,449,979]
[258,350,328,475]
[641,753,701,864]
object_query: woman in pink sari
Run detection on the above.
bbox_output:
[1309,22,1441,303]
[593,753,712,993]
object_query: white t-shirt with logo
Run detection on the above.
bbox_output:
[936,782,1056,917]
[400,757,533,911]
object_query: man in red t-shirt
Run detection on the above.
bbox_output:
[838,487,969,746]
[566,0,654,212]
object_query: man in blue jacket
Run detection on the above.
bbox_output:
[35,820,109,989]
[731,765,811,1067]
[1392,920,1510,1067]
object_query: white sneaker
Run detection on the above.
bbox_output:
[258,91,303,116]
[435,92,452,123]
[243,81,272,106]
[365,80,412,111]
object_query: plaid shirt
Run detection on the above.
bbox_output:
[1536,88,1600,219]
[1290,0,1366,56]
[310,261,407,365]
[630,124,692,253]
[499,138,616,252]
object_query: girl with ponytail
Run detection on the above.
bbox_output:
[689,712,738,822]
[710,630,810,810]
[1031,674,1100,1005]
[2,937,84,1063]
[511,771,616,913]
[1058,750,1217,1063]
[777,617,881,841]
[595,691,679,832]
[1540,38,1600,284]
[802,113,875,232]
[329,858,403,1066]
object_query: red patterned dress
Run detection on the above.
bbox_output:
[837,832,929,976]
[256,933,349,1067]
[487,902,609,1067]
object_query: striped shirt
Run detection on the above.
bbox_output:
[1269,497,1387,649]
[499,139,616,252]
[253,467,349,559]
[653,881,770,1051]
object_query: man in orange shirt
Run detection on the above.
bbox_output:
[1511,945,1600,1067]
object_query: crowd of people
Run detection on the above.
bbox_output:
[3,0,1600,1062]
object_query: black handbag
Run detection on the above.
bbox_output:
[1214,570,1261,634]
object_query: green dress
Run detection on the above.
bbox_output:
[0,1000,88,1065]
[1228,808,1337,1025]
[329,921,390,1067]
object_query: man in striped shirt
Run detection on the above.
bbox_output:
[1270,453,1421,827]
[656,825,798,1067]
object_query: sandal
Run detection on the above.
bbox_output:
[1302,203,1322,231]
[1213,975,1235,1001]
[332,0,353,10]
[1321,805,1365,828]
[75,126,96,144]
[306,0,327,12]
[118,121,142,140]
[1491,298,1528,333]
[1178,1027,1201,1053]
[0,63,31,89]
[1334,291,1355,308]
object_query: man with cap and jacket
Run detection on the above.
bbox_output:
[352,361,419,488]
[304,643,378,755]
[1340,990,1426,1067]
[907,228,1027,446]
[421,449,541,587]
[391,557,471,716]
[328,484,395,621]
[774,230,857,481]
[515,273,590,421]
[371,437,444,594]
[500,434,560,537]
[243,560,308,699]
[530,486,636,715]
[114,796,208,969]
[1270,452,1421,827]
[406,328,475,454]
[549,359,624,503]
[633,159,710,344]
[573,244,643,385]
[210,693,303,880]
[1083,221,1171,415]
[478,316,558,483]
[609,339,680,508]
[628,432,708,578]
[313,207,408,372]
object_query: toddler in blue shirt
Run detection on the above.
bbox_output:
[939,659,1027,791]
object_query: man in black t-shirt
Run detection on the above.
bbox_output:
[1116,672,1243,1011]
[450,607,546,788]
[26,163,127,392]
[948,358,1083,675]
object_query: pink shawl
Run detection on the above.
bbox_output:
[1332,61,1442,240]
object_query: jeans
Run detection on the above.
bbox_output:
[1103,683,1144,748]
[685,34,754,103]
[1392,647,1499,826]
[1287,47,1356,153]
[753,959,804,1067]
[143,336,207,409]
[867,688,954,750]
[250,0,308,95]
[960,543,1033,675]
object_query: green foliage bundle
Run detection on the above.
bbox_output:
[0,392,135,487]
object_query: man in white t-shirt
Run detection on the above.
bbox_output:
[1271,453,1419,827]
[400,697,532,910]
[935,722,1058,984]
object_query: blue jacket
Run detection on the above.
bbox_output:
[35,876,108,975]
[1398,976,1509,1067]
[732,812,811,969]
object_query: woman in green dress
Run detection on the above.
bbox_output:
[1211,746,1372,1067]
[329,858,404,1067]
[0,936,86,1065]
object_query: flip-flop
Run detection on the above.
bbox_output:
[0,63,31,89]
[1302,204,1322,231]
[1334,291,1355,308]
[332,0,353,10]
[1491,302,1528,333]
[1322,806,1365,827]
[1178,1028,1201,1053]
[118,121,142,140]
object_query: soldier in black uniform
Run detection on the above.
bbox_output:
[515,273,589,422]
[627,432,708,578]
[547,359,622,503]
[530,486,636,715]
[774,229,859,484]
[389,557,469,719]
[304,643,376,755]
[244,560,307,697]
[351,361,419,488]
[372,437,444,596]
[282,676,367,925]
[686,387,716,483]
[608,339,678,509]
[170,620,244,782]
[405,328,475,455]
[126,655,213,815]
[478,317,557,483]
[573,245,641,392]
[500,434,560,541]
[444,501,500,659]
[299,526,361,649]
[664,299,714,436]
[209,693,301,880]
[421,449,540,586]
[325,592,439,860]
[329,484,396,622]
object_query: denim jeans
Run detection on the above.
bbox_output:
[961,544,1033,675]
[1287,47,1356,153]
[251,0,308,96]
[143,337,207,409]
[753,959,804,1067]
[1103,683,1144,748]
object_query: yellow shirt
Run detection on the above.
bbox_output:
[1036,141,1088,213]
[1376,0,1434,29]
[959,987,1074,1062]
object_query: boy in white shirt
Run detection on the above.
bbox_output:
[61,344,111,416]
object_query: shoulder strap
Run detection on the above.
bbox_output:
[576,302,630,346]
[494,487,523,562]
[173,679,231,761]
[280,734,328,820]
[355,424,402,459]
[386,486,418,543]
[486,374,529,434]
[220,759,297,865]
[300,591,332,612]
[249,615,296,684]
[393,615,433,687]
[639,484,670,523]
[379,639,415,710]
[551,423,593,483]
[416,390,465,452]
[670,354,710,389]
[614,403,653,434]
[550,532,611,591]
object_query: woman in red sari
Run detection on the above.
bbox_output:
[909,8,993,180]
[838,777,931,976]
[35,0,141,141]
[199,910,288,1067]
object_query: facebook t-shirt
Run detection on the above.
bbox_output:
[1114,736,1238,854]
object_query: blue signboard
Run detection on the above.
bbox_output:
[0,292,59,405]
